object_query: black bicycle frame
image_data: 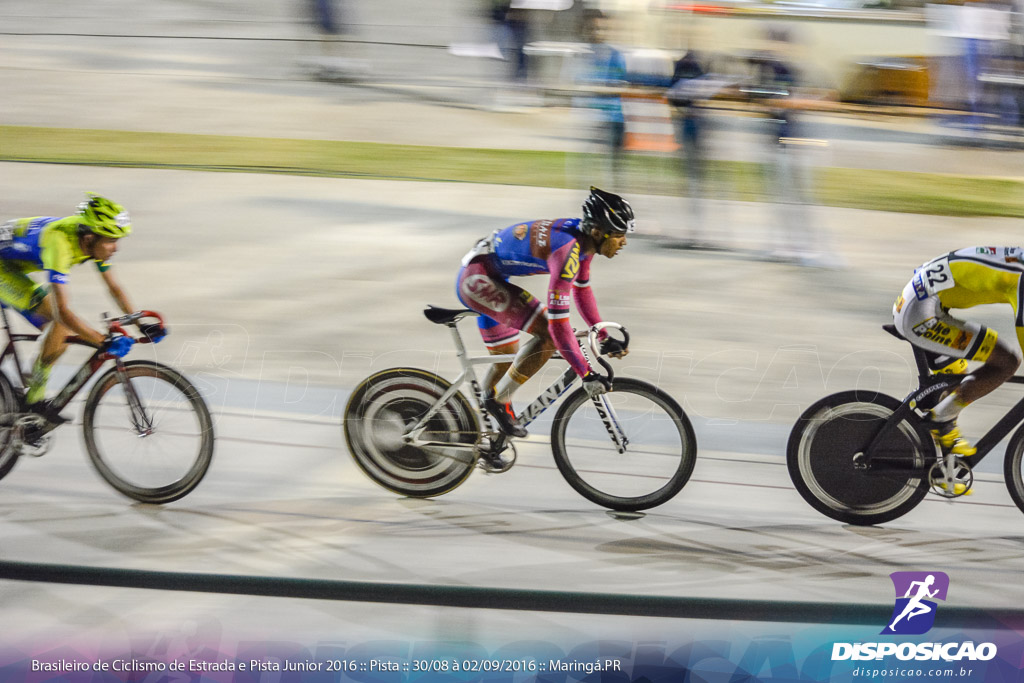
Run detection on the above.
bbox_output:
[860,326,1024,471]
[0,306,112,417]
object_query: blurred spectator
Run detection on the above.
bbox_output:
[311,0,344,35]
[576,9,628,190]
[975,0,1020,128]
[925,1,962,114]
[491,0,531,82]
[667,50,711,248]
[305,0,365,81]
[748,28,834,266]
[939,0,1014,130]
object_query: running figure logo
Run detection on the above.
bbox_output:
[881,571,950,635]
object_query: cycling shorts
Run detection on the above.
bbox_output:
[0,261,48,329]
[893,280,998,362]
[455,256,545,349]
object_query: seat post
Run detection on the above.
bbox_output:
[913,347,933,384]
[448,322,470,366]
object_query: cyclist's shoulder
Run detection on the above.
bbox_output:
[946,246,1024,267]
[546,218,585,245]
[36,216,80,244]
[3,215,65,229]
[0,216,74,249]
[497,216,579,233]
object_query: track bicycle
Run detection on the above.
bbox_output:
[0,307,215,503]
[788,323,1024,525]
[343,305,697,512]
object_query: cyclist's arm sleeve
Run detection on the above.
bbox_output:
[40,233,72,285]
[572,255,603,330]
[546,242,592,378]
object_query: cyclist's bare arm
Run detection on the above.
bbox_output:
[49,282,105,346]
[100,268,134,316]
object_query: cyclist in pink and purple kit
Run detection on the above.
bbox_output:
[456,187,633,437]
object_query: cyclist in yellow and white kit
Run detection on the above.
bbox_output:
[0,194,165,423]
[893,247,1024,464]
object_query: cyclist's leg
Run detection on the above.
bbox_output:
[457,259,551,435]
[893,284,1018,453]
[456,258,523,389]
[477,315,518,392]
[23,291,73,405]
[0,263,58,404]
[456,257,554,403]
[492,311,554,404]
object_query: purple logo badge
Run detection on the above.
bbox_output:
[881,572,949,635]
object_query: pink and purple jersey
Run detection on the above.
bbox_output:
[457,218,603,377]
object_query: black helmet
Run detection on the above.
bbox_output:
[581,186,634,234]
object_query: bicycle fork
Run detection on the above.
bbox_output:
[114,361,154,436]
[591,394,629,454]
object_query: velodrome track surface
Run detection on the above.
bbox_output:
[0,163,1023,651]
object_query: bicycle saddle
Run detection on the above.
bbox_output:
[882,323,905,340]
[883,324,958,372]
[423,305,477,325]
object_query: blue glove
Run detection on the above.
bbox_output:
[103,334,135,358]
[139,323,167,343]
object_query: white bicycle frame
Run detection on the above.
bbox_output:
[404,314,630,454]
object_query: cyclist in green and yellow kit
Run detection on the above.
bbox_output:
[0,194,165,423]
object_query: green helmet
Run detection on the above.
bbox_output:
[78,193,132,239]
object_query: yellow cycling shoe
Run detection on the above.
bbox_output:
[937,481,973,496]
[930,424,977,457]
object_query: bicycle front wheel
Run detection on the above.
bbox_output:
[1002,424,1024,516]
[551,378,696,512]
[83,361,215,504]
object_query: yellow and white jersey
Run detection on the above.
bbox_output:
[892,247,1024,362]
[912,247,1024,313]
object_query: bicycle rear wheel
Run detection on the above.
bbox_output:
[343,367,479,498]
[787,391,930,526]
[551,378,696,512]
[0,372,20,481]
[83,361,214,504]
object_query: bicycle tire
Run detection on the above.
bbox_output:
[343,367,478,498]
[550,377,696,512]
[83,361,215,504]
[1003,423,1024,515]
[0,372,21,481]
[787,391,931,526]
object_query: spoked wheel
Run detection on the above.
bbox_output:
[550,378,696,512]
[787,391,931,526]
[83,361,214,504]
[0,372,21,481]
[343,368,479,498]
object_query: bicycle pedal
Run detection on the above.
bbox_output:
[19,432,52,458]
[477,440,517,473]
[936,481,973,496]
[928,460,973,498]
